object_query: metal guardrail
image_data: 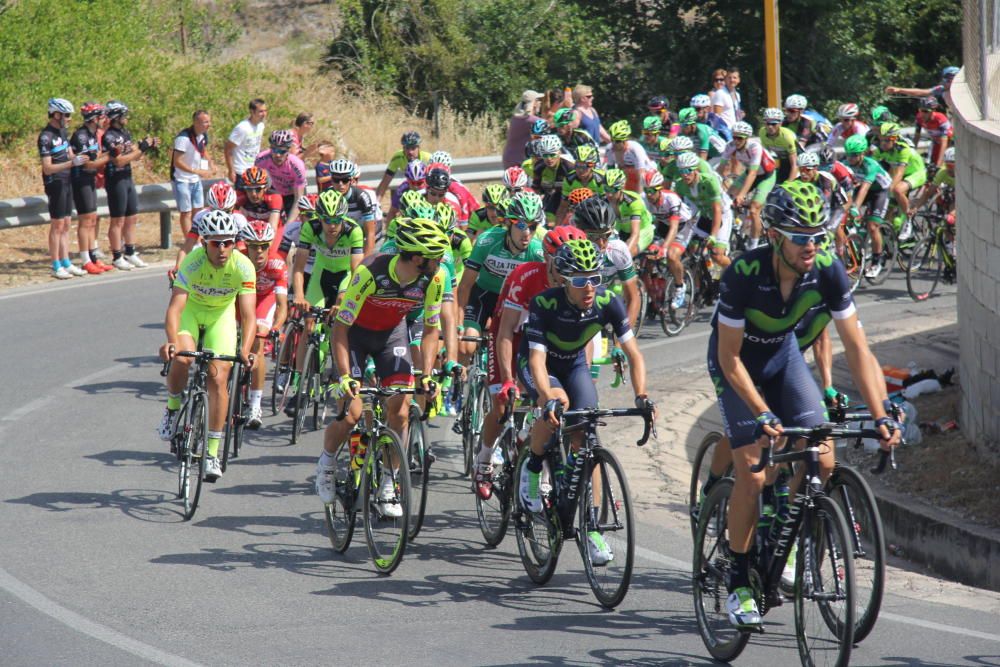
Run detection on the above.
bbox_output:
[0,155,505,248]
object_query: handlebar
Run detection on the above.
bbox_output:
[334,383,436,421]
[160,349,244,377]
[553,404,657,447]
[460,335,485,344]
[749,423,898,474]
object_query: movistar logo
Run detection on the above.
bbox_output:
[734,259,760,276]
[595,291,612,308]
[536,296,559,310]
[815,249,834,268]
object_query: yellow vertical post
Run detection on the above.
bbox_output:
[763,0,781,107]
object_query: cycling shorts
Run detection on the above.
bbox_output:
[45,180,73,219]
[107,175,138,217]
[178,303,238,356]
[517,353,598,427]
[71,178,98,215]
[862,189,889,223]
[672,213,733,252]
[407,318,423,348]
[281,193,297,218]
[903,171,927,191]
[463,284,498,332]
[346,321,413,389]
[706,332,825,448]
[256,292,277,331]
[618,224,655,254]
[487,329,523,394]
[305,268,349,309]
[733,170,777,206]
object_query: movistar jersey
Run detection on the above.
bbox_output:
[175,246,256,312]
[465,225,545,294]
[523,286,633,368]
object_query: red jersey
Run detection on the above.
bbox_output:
[236,190,283,222]
[916,111,953,139]
[255,256,288,297]
[487,261,549,387]
[448,180,480,222]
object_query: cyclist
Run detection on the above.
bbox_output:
[234,166,283,254]
[875,122,927,242]
[603,168,653,258]
[913,96,952,170]
[386,160,427,225]
[503,165,530,197]
[719,120,777,250]
[647,95,680,137]
[638,116,667,162]
[826,103,870,149]
[375,131,431,201]
[643,172,695,310]
[530,134,575,223]
[709,181,899,629]
[885,65,959,110]
[796,151,852,254]
[781,94,815,149]
[473,225,587,500]
[157,210,258,482]
[554,145,607,224]
[690,94,732,141]
[604,120,654,193]
[758,108,799,183]
[239,220,289,429]
[912,146,956,217]
[70,102,113,274]
[843,136,893,279]
[170,180,242,280]
[254,129,306,226]
[678,108,726,163]
[671,152,733,272]
[315,218,449,515]
[467,184,508,240]
[553,107,599,154]
[430,150,481,224]
[518,238,653,564]
[321,158,380,255]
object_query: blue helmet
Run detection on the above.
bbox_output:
[942,66,960,80]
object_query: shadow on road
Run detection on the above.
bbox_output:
[6,487,185,523]
[85,448,175,472]
[72,379,164,401]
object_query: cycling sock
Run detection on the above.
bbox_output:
[729,550,751,591]
[80,252,91,265]
[113,250,123,261]
[60,258,72,269]
[526,451,545,474]
[125,244,136,256]
[90,249,100,263]
[52,260,61,272]
[249,389,262,410]
[318,450,335,468]
[166,393,182,411]
[207,431,222,458]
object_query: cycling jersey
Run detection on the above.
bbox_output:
[646,190,693,235]
[38,124,73,186]
[874,143,926,181]
[522,286,633,368]
[385,149,432,175]
[559,129,600,154]
[450,229,473,285]
[69,125,101,182]
[597,238,638,283]
[721,137,776,175]
[298,217,364,276]
[659,157,715,187]
[531,158,575,196]
[486,260,549,390]
[612,190,654,242]
[686,124,726,159]
[847,156,891,192]
[561,168,607,199]
[102,126,135,179]
[236,190,283,223]
[933,168,955,189]
[783,115,816,145]
[335,254,445,331]
[758,126,798,162]
[673,168,731,218]
[605,140,654,171]
[465,225,545,294]
[253,255,288,297]
[254,150,306,196]
[915,111,953,140]
[448,179,479,222]
[826,120,871,147]
[175,245,257,312]
[466,206,497,235]
[638,137,665,162]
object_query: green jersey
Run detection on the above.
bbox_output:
[847,156,891,193]
[674,168,729,216]
[691,123,724,159]
[759,126,799,161]
[464,225,544,294]
[561,168,608,199]
[386,149,431,174]
[875,143,925,179]
[613,191,653,236]
[175,246,256,312]
[298,217,365,275]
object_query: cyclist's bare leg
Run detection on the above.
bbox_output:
[252,326,268,392]
[749,201,764,242]
[206,359,232,433]
[868,218,884,255]
[322,395,362,455]
[728,440,767,554]
[666,245,685,285]
[165,333,197,397]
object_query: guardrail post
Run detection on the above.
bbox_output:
[160,210,172,249]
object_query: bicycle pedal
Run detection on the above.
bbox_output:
[451,422,463,435]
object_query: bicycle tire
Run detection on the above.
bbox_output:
[827,465,885,643]
[458,377,476,476]
[512,448,561,585]
[291,345,316,445]
[906,236,943,301]
[476,426,515,547]
[633,279,648,337]
[579,446,635,608]
[689,431,728,538]
[660,268,695,337]
[840,232,866,294]
[312,348,331,432]
[864,224,895,286]
[173,400,190,495]
[794,494,855,667]
[361,429,410,574]
[323,440,356,553]
[182,394,208,521]
[407,404,429,540]
[462,375,487,478]
[273,324,299,415]
[692,478,751,662]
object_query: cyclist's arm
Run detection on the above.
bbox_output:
[626,216,641,255]
[786,149,799,182]
[273,292,288,333]
[163,289,189,348]
[363,218,376,256]
[554,199,570,226]
[717,323,770,416]
[527,347,555,400]
[887,162,905,188]
[441,302,459,367]
[291,246,309,308]
[419,270,446,379]
[833,312,891,423]
[172,235,199,276]
[496,306,521,384]
[375,171,393,201]
[619,335,647,398]
[911,182,937,211]
[331,321,352,380]
[709,201,723,239]
[621,277,640,329]
[884,86,933,98]
[912,125,923,146]
[287,184,304,226]
[456,267,478,316]
[851,180,872,210]
[237,292,257,360]
[267,209,281,253]
[811,327,834,391]
[662,216,683,249]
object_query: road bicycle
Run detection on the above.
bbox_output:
[660,236,721,337]
[905,209,957,301]
[454,334,489,478]
[221,354,251,470]
[291,306,335,444]
[271,306,305,416]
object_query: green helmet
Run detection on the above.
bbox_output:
[317,190,348,220]
[678,107,698,125]
[553,107,577,128]
[394,217,451,258]
[435,202,456,233]
[657,136,673,153]
[763,181,828,230]
[573,144,599,166]
[482,183,507,206]
[404,200,437,220]
[506,192,544,226]
[400,188,429,211]
[642,116,663,133]
[609,120,631,141]
[870,105,894,123]
[843,135,868,155]
[604,168,627,191]
[553,238,600,276]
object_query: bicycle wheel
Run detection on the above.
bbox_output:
[864,225,895,286]
[660,268,695,337]
[174,401,191,496]
[361,429,410,574]
[827,465,885,643]
[273,325,299,415]
[462,376,487,478]
[476,426,515,547]
[407,404,429,540]
[794,495,855,667]
[906,236,943,302]
[312,350,331,432]
[323,440,356,553]
[512,449,561,584]
[291,345,316,445]
[692,478,751,662]
[689,431,728,538]
[181,394,208,521]
[839,233,866,294]
[222,367,247,470]
[633,279,648,337]
[578,446,635,608]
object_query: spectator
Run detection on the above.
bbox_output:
[290,112,317,160]
[541,87,573,125]
[225,98,267,183]
[712,67,743,128]
[573,84,611,145]
[70,102,113,273]
[39,98,86,279]
[103,99,159,270]
[171,110,214,236]
[691,94,732,141]
[375,131,430,200]
[503,89,543,168]
[885,66,959,111]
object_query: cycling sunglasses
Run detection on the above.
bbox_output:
[427,187,448,196]
[206,238,236,248]
[774,228,828,246]
[332,176,352,184]
[567,274,602,288]
[542,152,560,159]
[245,241,270,250]
[271,148,289,156]
[320,215,345,226]
[677,167,696,175]
[585,230,613,241]
[511,220,538,232]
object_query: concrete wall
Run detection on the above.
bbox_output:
[950,73,1000,461]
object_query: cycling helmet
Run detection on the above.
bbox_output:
[48,98,74,114]
[537,134,563,157]
[506,192,545,226]
[942,66,960,79]
[870,105,893,123]
[542,225,587,255]
[604,168,627,191]
[297,193,319,212]
[199,209,240,237]
[239,219,275,244]
[524,138,541,159]
[269,129,294,149]
[427,166,451,190]
[919,96,939,110]
[206,181,237,211]
[401,131,421,147]
[784,94,808,110]
[732,121,754,138]
[402,197,436,220]
[105,100,129,119]
[237,166,270,190]
[879,122,902,139]
[762,107,785,123]
[609,120,632,141]
[502,166,528,190]
[553,238,600,276]
[553,107,577,128]
[690,94,711,109]
[394,217,450,258]
[531,118,552,135]
[573,144,599,166]
[943,146,956,163]
[400,188,428,210]
[80,101,105,121]
[817,145,836,166]
[482,183,508,205]
[836,103,859,119]
[435,202,457,233]
[329,158,356,177]
[764,181,827,230]
[658,136,673,154]
[405,159,427,183]
[798,151,821,169]
[573,197,616,232]
[843,135,868,155]
[644,170,665,190]
[429,150,453,169]
[678,107,698,125]
[675,152,700,170]
[668,135,694,154]
[316,189,349,220]
[567,187,595,207]
[647,95,669,111]
[642,116,663,133]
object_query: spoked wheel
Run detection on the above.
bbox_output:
[291,346,315,445]
[827,465,885,643]
[222,367,247,471]
[407,404,429,540]
[324,441,357,553]
[689,431,730,538]
[794,495,856,667]
[461,378,487,478]
[633,279,648,337]
[512,450,561,584]
[906,236,943,301]
[660,268,696,337]
[839,233,867,293]
[273,327,299,416]
[476,427,515,547]
[578,447,635,608]
[180,395,208,521]
[692,478,751,663]
[361,429,410,574]
[863,225,895,286]
[312,353,332,432]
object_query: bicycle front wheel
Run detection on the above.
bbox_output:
[633,279,648,337]
[840,233,867,294]
[361,429,410,574]
[407,404,429,540]
[323,440,356,553]
[291,345,316,445]
[906,236,943,301]
[689,431,728,538]
[660,269,695,337]
[476,427,515,547]
[512,449,561,584]
[273,325,299,415]
[462,376,488,478]
[578,447,635,608]
[794,495,856,667]
[181,394,208,521]
[864,225,895,286]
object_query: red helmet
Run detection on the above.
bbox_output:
[237,166,270,190]
[239,219,275,244]
[503,166,528,191]
[207,181,237,211]
[542,225,587,256]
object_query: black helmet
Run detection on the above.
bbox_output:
[573,196,616,233]
[426,167,451,191]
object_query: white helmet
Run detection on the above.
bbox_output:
[537,134,563,156]
[329,158,356,177]
[669,135,694,153]
[48,98,74,114]
[798,151,821,168]
[732,121,754,138]
[675,152,700,170]
[238,219,276,243]
[429,150,453,168]
[836,103,859,119]
[763,107,785,123]
[784,94,808,110]
[690,94,712,108]
[502,166,528,190]
[206,181,238,211]
[199,210,240,238]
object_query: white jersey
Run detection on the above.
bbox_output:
[605,140,654,171]
[644,190,692,224]
[721,137,774,172]
[598,238,637,283]
[826,120,871,147]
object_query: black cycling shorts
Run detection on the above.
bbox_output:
[45,179,73,219]
[463,284,498,332]
[517,353,598,428]
[346,321,413,388]
[72,178,98,215]
[107,175,138,217]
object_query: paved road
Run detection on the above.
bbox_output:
[1,268,997,666]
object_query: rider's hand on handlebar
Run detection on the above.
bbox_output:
[420,375,438,399]
[159,343,176,363]
[541,395,567,426]
[635,394,657,420]
[875,415,903,451]
[332,374,359,401]
[753,410,783,440]
[499,379,519,404]
[293,296,309,312]
[240,351,257,371]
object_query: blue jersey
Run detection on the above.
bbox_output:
[522,286,633,369]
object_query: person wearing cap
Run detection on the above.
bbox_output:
[503,89,544,168]
[225,98,267,184]
[171,110,214,236]
[40,98,87,279]
[70,102,113,274]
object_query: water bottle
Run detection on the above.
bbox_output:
[350,431,367,471]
